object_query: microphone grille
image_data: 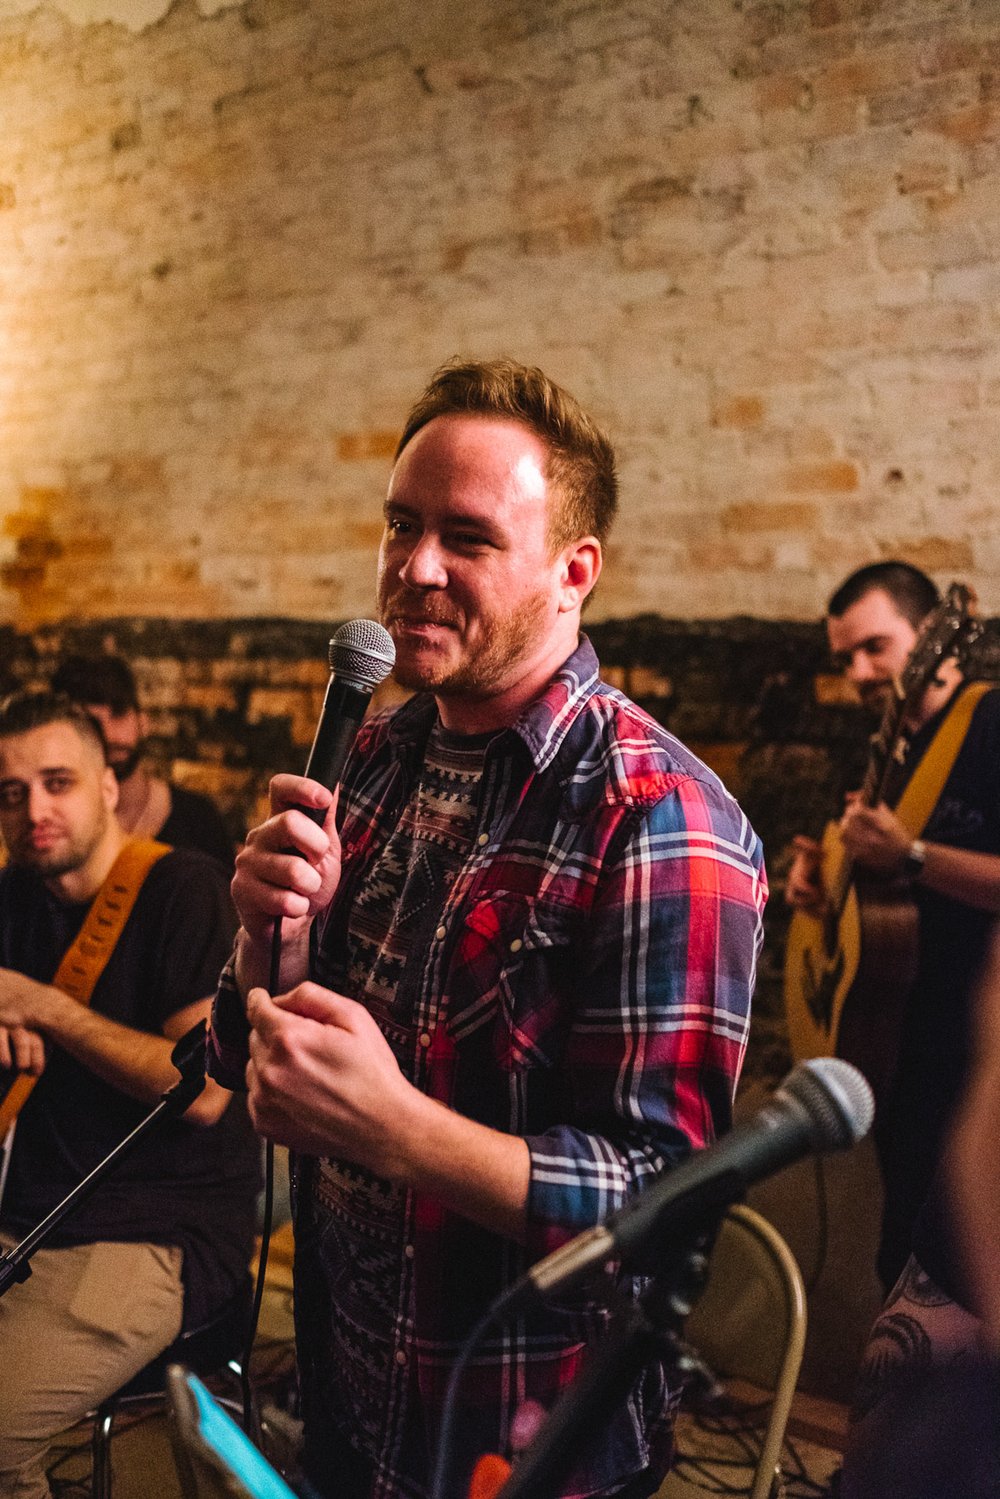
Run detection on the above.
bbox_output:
[329,619,396,690]
[782,1057,875,1151]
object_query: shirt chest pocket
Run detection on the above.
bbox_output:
[444,893,579,1070]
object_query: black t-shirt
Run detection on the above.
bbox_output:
[0,847,259,1327]
[877,686,1000,1289]
[893,686,1000,1128]
[160,785,236,873]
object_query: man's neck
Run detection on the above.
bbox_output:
[115,765,170,836]
[907,659,965,734]
[45,819,127,905]
[115,765,152,826]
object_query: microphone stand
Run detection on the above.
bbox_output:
[492,1190,734,1499]
[0,1021,209,1300]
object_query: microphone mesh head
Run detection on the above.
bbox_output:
[782,1057,875,1151]
[329,619,396,691]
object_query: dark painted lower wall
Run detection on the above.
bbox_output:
[5,614,999,1084]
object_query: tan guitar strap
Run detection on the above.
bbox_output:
[893,681,993,839]
[0,838,170,1139]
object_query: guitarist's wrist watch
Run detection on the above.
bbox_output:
[902,838,928,882]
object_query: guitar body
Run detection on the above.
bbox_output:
[783,584,981,1108]
[784,820,861,1063]
[784,822,919,1107]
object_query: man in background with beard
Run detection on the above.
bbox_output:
[786,560,1000,1293]
[51,652,234,871]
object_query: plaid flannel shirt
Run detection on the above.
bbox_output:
[210,637,766,1499]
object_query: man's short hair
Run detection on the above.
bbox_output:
[0,689,109,760]
[51,653,140,716]
[828,562,941,630]
[396,357,618,551]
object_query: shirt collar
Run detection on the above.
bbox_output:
[383,636,601,774]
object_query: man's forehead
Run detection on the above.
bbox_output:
[390,414,549,497]
[0,720,101,773]
[826,588,913,645]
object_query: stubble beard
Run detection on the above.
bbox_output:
[9,810,109,882]
[385,588,553,701]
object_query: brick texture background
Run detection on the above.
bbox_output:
[3,0,1000,1079]
[2,0,1000,625]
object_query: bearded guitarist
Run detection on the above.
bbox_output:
[785,561,1000,1292]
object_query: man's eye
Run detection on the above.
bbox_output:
[0,785,25,810]
[386,517,413,537]
[44,775,73,794]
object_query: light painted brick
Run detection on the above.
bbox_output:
[0,0,997,626]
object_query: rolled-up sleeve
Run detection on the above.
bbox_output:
[524,774,767,1259]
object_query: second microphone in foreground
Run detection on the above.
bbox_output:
[499,1056,874,1315]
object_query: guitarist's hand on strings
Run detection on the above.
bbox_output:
[839,801,911,875]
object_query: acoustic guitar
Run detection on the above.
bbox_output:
[783,583,980,1102]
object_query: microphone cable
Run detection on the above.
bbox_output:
[238,920,283,1439]
[236,619,395,1440]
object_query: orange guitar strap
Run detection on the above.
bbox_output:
[0,838,170,1140]
[893,681,993,839]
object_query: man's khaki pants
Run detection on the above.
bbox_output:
[0,1234,184,1499]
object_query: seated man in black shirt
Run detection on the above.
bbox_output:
[51,652,235,870]
[0,690,258,1499]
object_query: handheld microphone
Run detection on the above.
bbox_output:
[503,1056,873,1313]
[298,619,396,824]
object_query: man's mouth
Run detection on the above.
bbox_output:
[27,827,61,852]
[389,612,458,633]
[857,681,894,711]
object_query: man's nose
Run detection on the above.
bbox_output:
[398,534,448,590]
[26,784,50,821]
[848,652,876,682]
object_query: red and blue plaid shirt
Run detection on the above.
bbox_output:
[210,637,766,1499]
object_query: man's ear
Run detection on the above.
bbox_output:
[557,537,602,613]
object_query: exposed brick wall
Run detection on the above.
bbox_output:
[3,0,1000,625]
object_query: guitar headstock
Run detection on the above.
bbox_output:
[898,582,981,703]
[866,583,980,803]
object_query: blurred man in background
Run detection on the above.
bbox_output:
[51,652,234,870]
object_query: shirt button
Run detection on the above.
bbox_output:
[419,1032,432,1048]
[395,1349,408,1366]
[509,938,523,953]
[435,925,447,941]
[404,1243,415,1259]
[477,833,489,847]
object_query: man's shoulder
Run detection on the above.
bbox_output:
[140,844,232,903]
[167,784,221,817]
[559,678,737,814]
[161,784,234,863]
[970,682,1000,721]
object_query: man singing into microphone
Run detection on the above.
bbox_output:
[209,359,767,1499]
